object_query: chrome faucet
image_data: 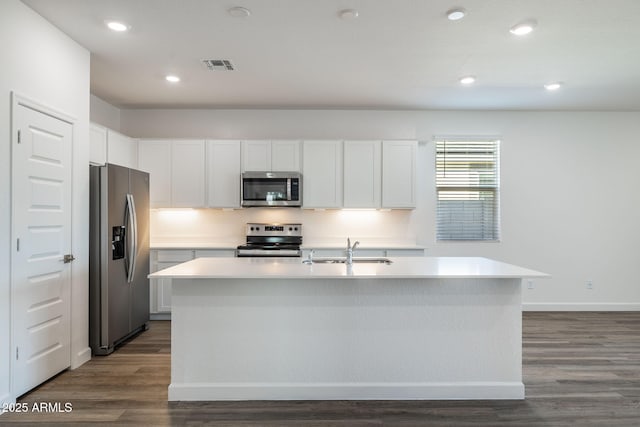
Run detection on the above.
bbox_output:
[346,237,360,265]
[303,249,315,264]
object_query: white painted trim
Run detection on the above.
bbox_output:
[12,92,77,125]
[168,381,525,401]
[523,303,640,311]
[71,347,91,370]
[0,393,16,410]
[150,313,171,321]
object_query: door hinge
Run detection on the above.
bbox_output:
[17,129,21,144]
[16,347,19,360]
[64,254,76,263]
[16,238,20,252]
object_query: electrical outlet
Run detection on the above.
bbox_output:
[586,280,593,290]
[527,280,534,290]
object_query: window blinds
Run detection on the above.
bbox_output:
[436,139,500,241]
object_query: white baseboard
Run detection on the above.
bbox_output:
[150,313,171,321]
[168,381,525,401]
[71,346,91,369]
[0,393,16,412]
[523,303,640,311]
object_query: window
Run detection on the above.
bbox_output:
[435,139,500,241]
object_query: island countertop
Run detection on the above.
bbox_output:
[149,256,548,280]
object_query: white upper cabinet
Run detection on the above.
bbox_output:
[271,140,301,171]
[242,140,301,172]
[89,122,107,165]
[171,140,206,208]
[382,140,417,208]
[242,140,271,171]
[138,139,205,208]
[138,140,172,208]
[107,129,138,169]
[343,140,381,208]
[302,140,343,208]
[206,140,241,208]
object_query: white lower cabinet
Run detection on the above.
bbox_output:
[302,247,424,258]
[150,250,195,316]
[150,248,236,317]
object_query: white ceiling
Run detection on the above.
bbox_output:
[22,0,640,110]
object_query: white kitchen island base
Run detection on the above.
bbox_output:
[160,256,545,401]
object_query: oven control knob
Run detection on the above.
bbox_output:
[289,227,293,231]
[294,227,298,231]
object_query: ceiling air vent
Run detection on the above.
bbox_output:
[202,59,235,71]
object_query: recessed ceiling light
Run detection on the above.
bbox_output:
[510,20,537,36]
[339,9,359,20]
[105,21,129,32]
[544,82,562,91]
[165,75,180,83]
[228,6,251,18]
[459,75,476,85]
[446,8,466,21]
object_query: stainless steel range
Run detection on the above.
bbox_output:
[236,223,302,257]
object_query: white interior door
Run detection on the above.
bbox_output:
[11,98,73,397]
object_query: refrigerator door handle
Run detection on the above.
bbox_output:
[125,193,138,283]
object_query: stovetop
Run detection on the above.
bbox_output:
[236,223,303,257]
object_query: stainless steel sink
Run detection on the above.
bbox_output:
[307,257,393,265]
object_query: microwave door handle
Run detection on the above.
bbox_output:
[287,178,292,201]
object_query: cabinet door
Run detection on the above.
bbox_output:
[138,140,172,208]
[242,140,271,171]
[302,141,343,208]
[152,250,194,313]
[271,140,301,171]
[206,140,241,208]
[171,140,205,207]
[107,129,138,169]
[89,122,107,165]
[343,141,381,208]
[155,263,178,313]
[382,140,417,208]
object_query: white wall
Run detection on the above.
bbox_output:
[90,94,121,131]
[122,108,640,310]
[0,0,90,404]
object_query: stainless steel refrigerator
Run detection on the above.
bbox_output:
[89,163,150,355]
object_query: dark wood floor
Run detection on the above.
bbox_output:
[2,312,640,426]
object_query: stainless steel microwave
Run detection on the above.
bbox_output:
[241,172,302,207]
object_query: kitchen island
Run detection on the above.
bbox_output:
[150,256,547,401]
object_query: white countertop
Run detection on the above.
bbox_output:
[149,256,548,280]
[151,241,240,249]
[301,243,425,250]
[150,241,424,250]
